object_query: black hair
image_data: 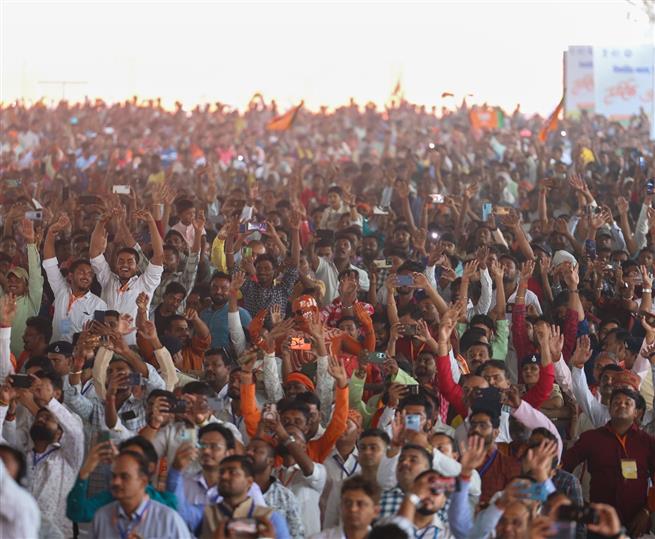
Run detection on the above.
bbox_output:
[400,444,433,468]
[337,268,359,282]
[529,427,560,465]
[25,316,53,343]
[146,389,176,402]
[199,423,236,450]
[609,387,641,406]
[469,408,501,428]
[0,444,27,483]
[69,259,93,274]
[359,428,391,446]
[277,398,311,422]
[469,314,496,333]
[254,253,278,267]
[398,395,434,421]
[369,524,409,539]
[210,271,232,283]
[327,185,343,196]
[118,449,151,478]
[119,436,159,470]
[175,199,195,213]
[165,281,187,297]
[116,247,140,264]
[397,260,424,274]
[219,454,255,477]
[599,363,624,378]
[163,244,180,257]
[477,360,509,377]
[337,315,358,326]
[341,475,382,504]
[163,314,187,333]
[182,381,215,398]
[397,304,423,321]
[109,356,137,372]
[36,371,63,393]
[24,355,54,374]
[294,391,321,411]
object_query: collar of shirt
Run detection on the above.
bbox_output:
[117,495,150,522]
[217,496,255,519]
[194,472,220,502]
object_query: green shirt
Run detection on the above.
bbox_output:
[456,318,509,361]
[66,477,177,523]
[349,368,418,428]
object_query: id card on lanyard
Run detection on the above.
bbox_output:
[615,431,638,480]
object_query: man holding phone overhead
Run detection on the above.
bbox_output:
[89,207,163,345]
[43,214,107,343]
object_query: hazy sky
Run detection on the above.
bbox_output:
[2,0,654,114]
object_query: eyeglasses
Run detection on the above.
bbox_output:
[198,442,226,451]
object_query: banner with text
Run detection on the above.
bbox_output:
[565,46,594,118]
[592,45,654,120]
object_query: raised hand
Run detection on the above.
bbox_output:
[117,314,135,336]
[570,334,592,369]
[523,439,558,482]
[548,324,564,362]
[489,259,503,281]
[192,209,206,232]
[230,270,247,293]
[0,294,17,327]
[137,320,158,342]
[519,259,535,283]
[616,197,629,217]
[79,441,115,480]
[135,292,150,312]
[327,355,347,388]
[459,435,487,475]
[270,304,283,326]
[49,214,71,234]
[172,442,198,471]
[20,217,36,244]
[462,259,480,281]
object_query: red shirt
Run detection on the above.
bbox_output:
[562,423,655,524]
[477,448,521,506]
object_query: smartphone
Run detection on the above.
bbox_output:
[9,374,33,389]
[262,403,277,421]
[176,427,197,446]
[520,482,549,502]
[4,179,20,188]
[429,194,445,204]
[289,337,312,351]
[25,210,43,221]
[316,229,335,242]
[171,399,188,414]
[112,185,131,195]
[638,156,647,171]
[226,519,258,535]
[367,352,387,364]
[395,274,414,287]
[557,504,599,525]
[482,202,493,222]
[240,205,254,222]
[97,430,111,444]
[404,414,421,431]
[126,373,142,387]
[78,195,101,205]
[373,258,393,269]
[493,206,510,216]
[406,384,420,396]
[400,324,417,336]
[242,246,252,258]
[246,222,268,233]
[647,179,655,195]
[94,310,106,323]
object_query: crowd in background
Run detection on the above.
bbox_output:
[0,95,653,539]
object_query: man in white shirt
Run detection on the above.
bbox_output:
[0,459,40,539]
[311,476,381,539]
[43,215,107,343]
[268,418,326,537]
[89,208,163,345]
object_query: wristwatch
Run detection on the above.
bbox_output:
[282,435,297,447]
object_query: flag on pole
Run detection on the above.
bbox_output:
[266,102,304,131]
[539,96,565,143]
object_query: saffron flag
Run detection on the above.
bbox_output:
[266,102,303,131]
[469,108,504,131]
[539,97,564,143]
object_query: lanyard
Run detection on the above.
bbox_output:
[478,449,498,477]
[115,499,150,539]
[416,525,439,539]
[409,340,426,361]
[32,446,60,467]
[118,280,131,294]
[612,430,630,458]
[332,454,358,478]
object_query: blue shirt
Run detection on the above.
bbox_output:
[92,496,192,539]
[200,303,252,349]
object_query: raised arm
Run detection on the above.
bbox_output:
[135,209,163,266]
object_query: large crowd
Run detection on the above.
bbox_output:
[0,96,653,539]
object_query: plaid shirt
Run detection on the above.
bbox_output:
[240,266,299,317]
[378,487,405,519]
[262,477,305,539]
[150,251,199,309]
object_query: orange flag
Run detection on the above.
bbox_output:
[266,102,304,131]
[538,96,564,143]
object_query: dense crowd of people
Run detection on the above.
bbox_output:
[0,95,653,539]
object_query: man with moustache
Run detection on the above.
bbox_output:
[92,451,191,538]
[24,392,85,537]
[200,271,252,349]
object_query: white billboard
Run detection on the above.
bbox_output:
[565,46,595,118]
[593,45,654,120]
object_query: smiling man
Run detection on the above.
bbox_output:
[43,214,107,343]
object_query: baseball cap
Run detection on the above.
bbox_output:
[7,267,28,281]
